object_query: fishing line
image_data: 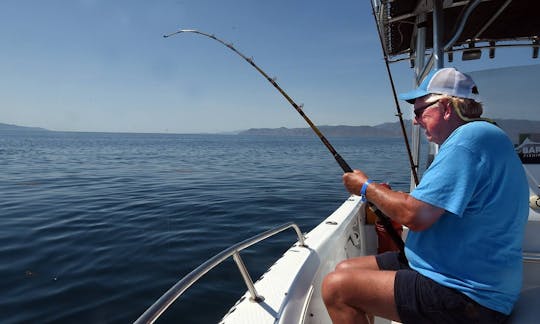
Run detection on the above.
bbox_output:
[164,29,405,252]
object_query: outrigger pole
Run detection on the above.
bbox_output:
[370,2,420,186]
[164,29,405,252]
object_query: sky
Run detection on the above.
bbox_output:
[1,0,539,133]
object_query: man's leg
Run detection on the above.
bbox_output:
[322,255,401,324]
[334,254,380,271]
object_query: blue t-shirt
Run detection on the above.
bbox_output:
[409,121,529,315]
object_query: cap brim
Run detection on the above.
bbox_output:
[398,88,430,104]
[398,68,441,104]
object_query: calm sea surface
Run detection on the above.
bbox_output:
[0,131,412,323]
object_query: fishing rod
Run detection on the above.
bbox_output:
[370,3,420,186]
[164,29,351,173]
[164,29,404,252]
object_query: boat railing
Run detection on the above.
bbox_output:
[134,222,307,324]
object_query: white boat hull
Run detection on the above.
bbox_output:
[219,195,384,324]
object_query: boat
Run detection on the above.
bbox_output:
[135,1,540,323]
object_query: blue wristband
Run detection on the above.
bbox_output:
[360,179,372,201]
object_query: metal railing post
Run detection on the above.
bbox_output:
[232,251,264,302]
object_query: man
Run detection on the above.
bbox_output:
[322,67,529,323]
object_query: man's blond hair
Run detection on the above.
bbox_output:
[425,94,494,124]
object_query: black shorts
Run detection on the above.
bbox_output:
[376,251,508,324]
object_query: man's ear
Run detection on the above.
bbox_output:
[442,100,453,120]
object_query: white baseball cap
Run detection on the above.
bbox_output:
[399,67,480,104]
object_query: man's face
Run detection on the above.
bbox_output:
[413,95,447,145]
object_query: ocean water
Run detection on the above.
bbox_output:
[0,131,412,323]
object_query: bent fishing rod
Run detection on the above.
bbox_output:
[164,29,404,252]
[164,29,351,173]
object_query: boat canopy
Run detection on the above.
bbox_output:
[374,0,540,62]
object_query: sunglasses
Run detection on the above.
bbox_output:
[414,99,441,119]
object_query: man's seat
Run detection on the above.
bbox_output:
[508,286,540,323]
[508,216,540,323]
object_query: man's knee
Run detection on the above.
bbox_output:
[322,271,339,302]
[322,270,350,305]
[335,259,355,271]
[335,256,378,272]
[322,266,370,303]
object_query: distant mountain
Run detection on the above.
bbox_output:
[0,123,49,132]
[2,119,537,141]
[239,119,540,144]
[239,124,405,138]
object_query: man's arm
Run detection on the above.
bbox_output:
[343,170,444,231]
